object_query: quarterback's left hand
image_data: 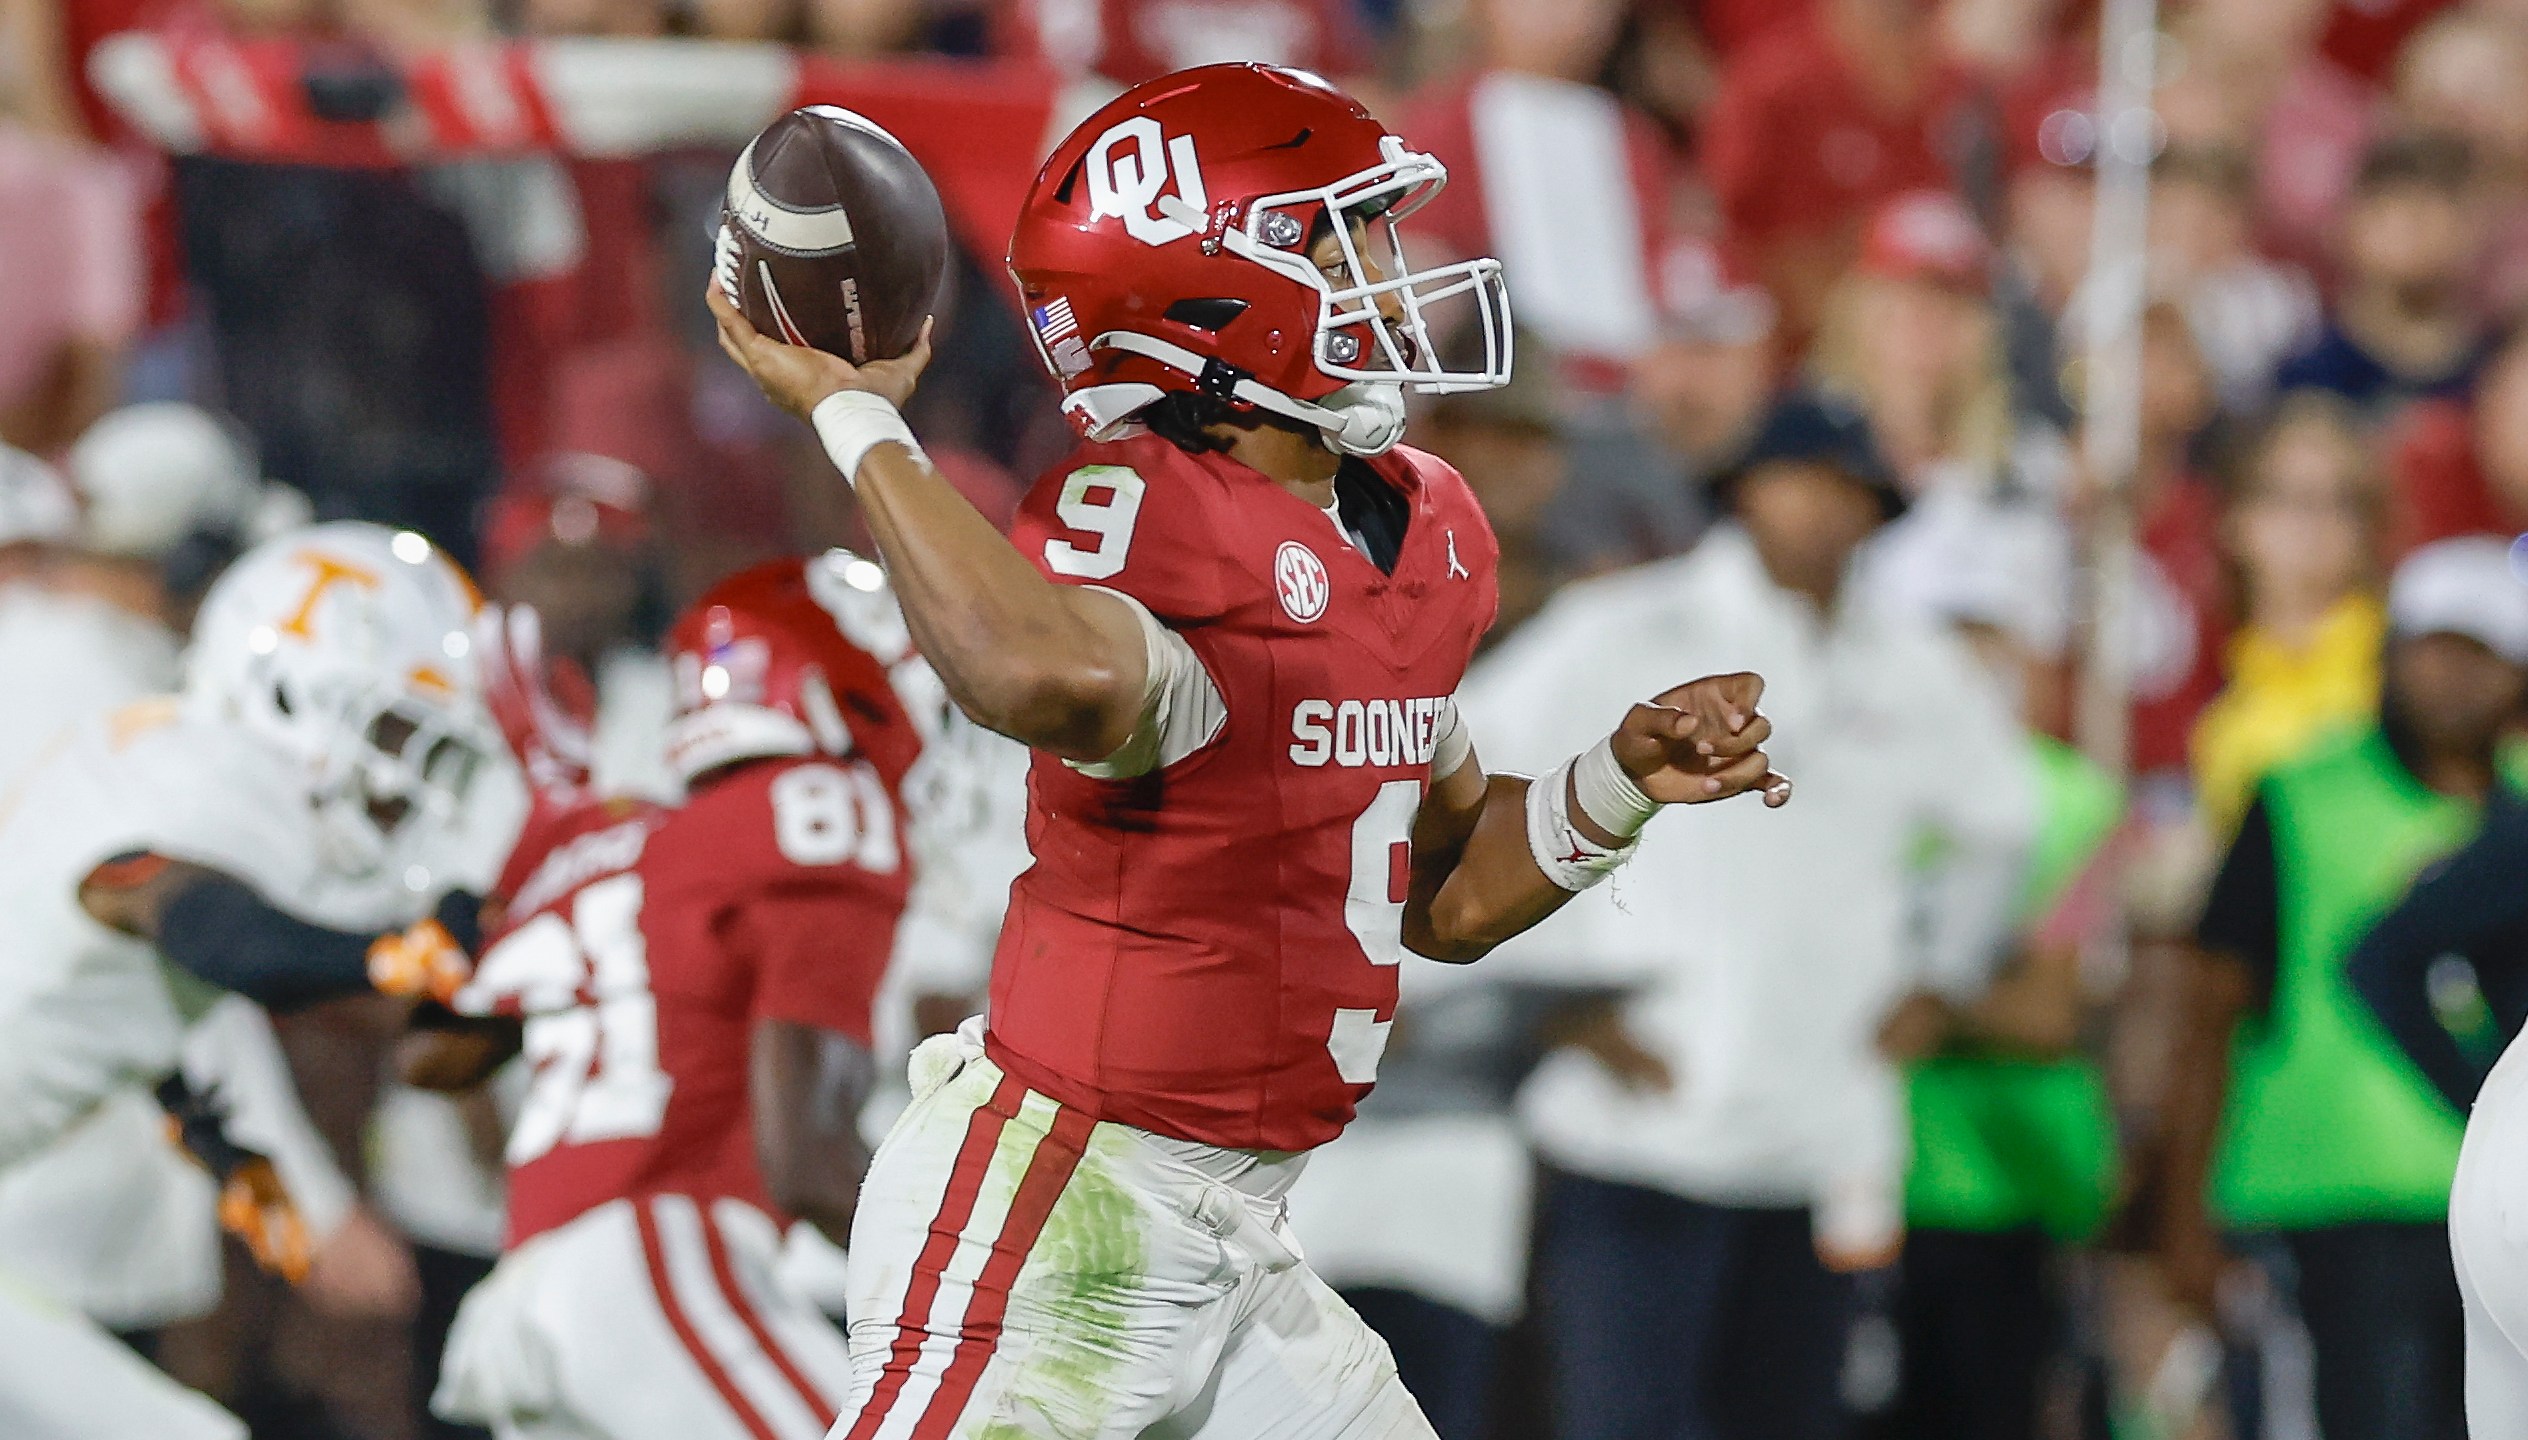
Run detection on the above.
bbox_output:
[1612,672,1793,808]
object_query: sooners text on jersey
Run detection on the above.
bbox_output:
[457,754,911,1246]
[994,434,1499,1151]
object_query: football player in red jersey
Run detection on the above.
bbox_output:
[708,63,1791,1440]
[416,556,936,1440]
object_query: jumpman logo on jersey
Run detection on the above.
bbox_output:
[1446,530,1470,580]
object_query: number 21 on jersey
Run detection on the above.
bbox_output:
[473,872,673,1166]
[468,761,901,1166]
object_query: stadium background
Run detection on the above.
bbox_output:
[3,0,2521,1435]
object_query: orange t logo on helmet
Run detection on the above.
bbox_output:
[276,551,380,640]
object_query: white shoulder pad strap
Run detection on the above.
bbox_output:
[1067,587,1226,781]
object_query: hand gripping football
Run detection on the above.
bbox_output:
[715,106,949,364]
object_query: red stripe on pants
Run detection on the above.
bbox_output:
[907,1103,1098,1440]
[634,1198,780,1440]
[696,1199,846,1421]
[840,1073,1027,1440]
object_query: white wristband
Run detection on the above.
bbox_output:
[811,391,925,487]
[1524,755,1641,893]
[1571,735,1658,839]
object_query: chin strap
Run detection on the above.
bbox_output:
[1080,332,1408,457]
[1318,381,1407,456]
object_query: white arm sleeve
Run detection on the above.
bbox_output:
[1430,698,1473,781]
[182,998,357,1242]
[1065,587,1227,781]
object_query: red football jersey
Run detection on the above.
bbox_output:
[991,435,1499,1151]
[462,755,912,1246]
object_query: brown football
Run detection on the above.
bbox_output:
[715,106,949,365]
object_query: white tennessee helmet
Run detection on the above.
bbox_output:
[184,521,494,877]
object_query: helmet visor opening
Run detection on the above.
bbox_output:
[358,698,486,831]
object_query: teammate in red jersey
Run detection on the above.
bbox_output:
[709,63,1791,1440]
[416,556,933,1440]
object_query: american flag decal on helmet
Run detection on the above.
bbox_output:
[1031,297,1077,344]
[1031,297,1091,378]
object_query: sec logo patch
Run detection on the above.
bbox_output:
[1275,541,1329,624]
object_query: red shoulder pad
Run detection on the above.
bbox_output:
[1394,444,1500,564]
[488,794,662,935]
[1392,444,1502,634]
[1010,435,1231,624]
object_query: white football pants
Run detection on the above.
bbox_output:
[436,1193,857,1440]
[827,1022,1436,1440]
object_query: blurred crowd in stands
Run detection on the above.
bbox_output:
[15,0,2528,1436]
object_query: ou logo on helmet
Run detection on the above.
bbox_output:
[1275,541,1330,624]
[1086,117,1209,247]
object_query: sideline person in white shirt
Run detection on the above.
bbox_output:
[1464,391,2035,1440]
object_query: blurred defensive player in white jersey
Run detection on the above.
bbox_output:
[0,420,410,1366]
[709,64,1799,1438]
[0,520,504,1440]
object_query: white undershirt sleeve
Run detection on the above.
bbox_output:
[1430,697,1473,781]
[1066,587,1227,781]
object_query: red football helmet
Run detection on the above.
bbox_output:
[1006,63,1512,454]
[661,552,932,789]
